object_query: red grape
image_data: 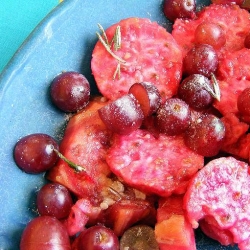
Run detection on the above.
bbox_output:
[20,216,71,250]
[237,87,250,116]
[14,133,59,174]
[156,98,191,135]
[213,0,244,5]
[184,113,225,157]
[129,82,161,117]
[98,94,144,135]
[178,74,214,110]
[244,32,250,48]
[36,183,73,219]
[50,71,90,112]
[194,22,226,49]
[163,0,196,22]
[76,225,119,250]
[183,44,218,77]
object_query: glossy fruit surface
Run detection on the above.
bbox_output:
[20,216,71,250]
[178,74,214,110]
[120,225,159,250]
[237,88,250,117]
[183,44,218,77]
[50,71,90,112]
[98,94,144,135]
[156,98,191,135]
[244,32,250,48]
[129,82,161,117]
[163,0,196,22]
[77,225,119,250]
[184,113,225,157]
[14,133,59,174]
[194,22,226,49]
[212,0,244,4]
[36,183,73,219]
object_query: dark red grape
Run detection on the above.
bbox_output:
[163,0,196,22]
[50,71,90,112]
[184,113,225,157]
[98,94,144,135]
[77,225,119,250]
[20,216,71,250]
[213,0,244,5]
[156,98,191,135]
[14,133,59,174]
[183,44,218,77]
[120,225,159,250]
[244,33,250,48]
[178,74,214,110]
[129,82,161,117]
[36,183,73,219]
[237,87,250,116]
[194,22,226,49]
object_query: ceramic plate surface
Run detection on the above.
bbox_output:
[0,0,239,249]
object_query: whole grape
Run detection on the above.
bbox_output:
[36,183,73,219]
[212,0,244,5]
[184,113,225,157]
[76,225,119,250]
[194,22,226,49]
[244,33,250,49]
[237,88,250,116]
[178,74,214,110]
[163,0,196,22]
[156,98,191,135]
[20,216,71,250]
[183,44,218,77]
[98,94,144,135]
[50,71,90,112]
[14,133,59,174]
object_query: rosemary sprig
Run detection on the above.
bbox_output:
[96,24,126,79]
[211,73,221,101]
[200,73,221,101]
[97,23,109,46]
[113,63,121,80]
[53,148,86,173]
[111,25,121,51]
[96,32,126,64]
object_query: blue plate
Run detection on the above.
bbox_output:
[0,0,239,249]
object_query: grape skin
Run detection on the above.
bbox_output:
[156,98,191,135]
[237,88,250,117]
[194,22,226,49]
[184,113,226,157]
[178,74,214,110]
[98,94,144,135]
[163,0,196,22]
[20,216,71,250]
[36,183,73,219]
[14,133,59,174]
[76,225,119,250]
[50,71,90,113]
[183,44,218,77]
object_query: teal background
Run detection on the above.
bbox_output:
[0,0,59,73]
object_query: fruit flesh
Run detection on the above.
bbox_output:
[91,17,183,102]
[18,2,249,249]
